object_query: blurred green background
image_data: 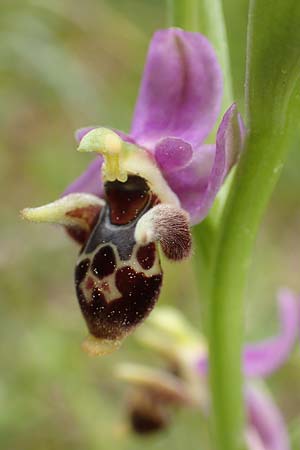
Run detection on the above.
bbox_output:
[1,0,299,449]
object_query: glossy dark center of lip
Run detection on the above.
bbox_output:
[105,175,150,225]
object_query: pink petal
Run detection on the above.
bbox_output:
[154,137,193,172]
[197,289,299,378]
[243,289,299,377]
[189,103,244,223]
[160,143,215,220]
[131,28,223,149]
[159,104,245,224]
[245,383,290,450]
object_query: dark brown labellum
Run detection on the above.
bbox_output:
[74,176,163,346]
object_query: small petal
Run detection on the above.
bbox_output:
[160,104,245,224]
[243,289,299,377]
[245,383,290,450]
[197,289,299,378]
[155,137,193,172]
[197,355,208,375]
[63,157,105,198]
[131,28,223,148]
[160,143,215,223]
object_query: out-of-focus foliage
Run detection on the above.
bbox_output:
[1,1,299,449]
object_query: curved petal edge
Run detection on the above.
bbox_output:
[131,28,223,148]
[245,383,290,450]
[243,289,300,377]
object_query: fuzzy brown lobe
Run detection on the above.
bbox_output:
[150,205,192,261]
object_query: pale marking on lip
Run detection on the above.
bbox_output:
[77,242,161,305]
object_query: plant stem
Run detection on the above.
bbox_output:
[191,0,234,323]
[167,0,199,31]
[208,0,300,448]
[209,131,289,450]
[197,0,233,111]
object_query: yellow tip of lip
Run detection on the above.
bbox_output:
[82,335,123,356]
[20,208,30,220]
[20,206,49,223]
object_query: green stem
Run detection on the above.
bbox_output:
[191,0,234,327]
[168,1,300,450]
[208,0,300,448]
[197,0,233,110]
[167,0,199,31]
[209,131,290,450]
[189,0,235,258]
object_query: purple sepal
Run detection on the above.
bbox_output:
[197,289,299,377]
[243,289,299,377]
[245,383,290,450]
[131,28,223,148]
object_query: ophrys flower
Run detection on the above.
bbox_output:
[22,28,244,355]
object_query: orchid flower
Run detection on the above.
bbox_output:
[116,290,299,449]
[22,28,244,356]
